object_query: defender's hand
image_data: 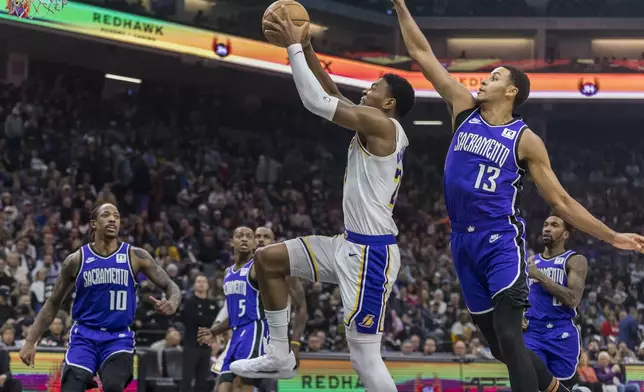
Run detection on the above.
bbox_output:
[611,233,644,253]
[149,296,177,315]
[19,342,36,367]
[197,327,214,345]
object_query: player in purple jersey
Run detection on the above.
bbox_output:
[18,203,181,392]
[393,1,644,391]
[198,227,307,392]
[525,214,587,389]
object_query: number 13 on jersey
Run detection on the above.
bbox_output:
[474,163,500,193]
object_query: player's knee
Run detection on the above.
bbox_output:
[254,244,290,277]
[349,350,376,375]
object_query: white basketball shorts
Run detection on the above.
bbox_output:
[284,231,400,334]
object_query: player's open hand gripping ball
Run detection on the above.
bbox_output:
[263,5,310,47]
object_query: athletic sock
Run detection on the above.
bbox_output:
[265,307,290,357]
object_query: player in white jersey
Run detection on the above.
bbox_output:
[230,9,415,392]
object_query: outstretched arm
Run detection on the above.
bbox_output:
[392,0,474,119]
[19,251,80,366]
[27,251,79,343]
[131,247,181,314]
[303,44,352,105]
[519,130,644,251]
[528,254,588,308]
[265,10,395,139]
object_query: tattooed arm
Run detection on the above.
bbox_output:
[530,254,588,308]
[131,246,181,314]
[19,251,80,366]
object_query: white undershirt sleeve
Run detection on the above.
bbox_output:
[287,44,340,121]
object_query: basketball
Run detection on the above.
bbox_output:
[262,0,310,47]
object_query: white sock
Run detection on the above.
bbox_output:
[265,307,290,357]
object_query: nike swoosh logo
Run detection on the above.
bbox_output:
[348,253,358,257]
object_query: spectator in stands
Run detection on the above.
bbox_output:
[595,351,639,392]
[453,340,467,358]
[0,338,21,392]
[13,318,32,349]
[618,342,637,364]
[38,316,64,347]
[450,310,476,343]
[0,326,13,348]
[0,289,15,327]
[150,324,184,375]
[401,340,414,355]
[178,274,218,392]
[577,352,603,392]
[587,339,601,361]
[423,337,437,356]
[619,310,639,350]
[601,311,621,339]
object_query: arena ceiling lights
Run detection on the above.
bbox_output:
[3,2,644,100]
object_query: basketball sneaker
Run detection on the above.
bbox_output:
[230,338,298,379]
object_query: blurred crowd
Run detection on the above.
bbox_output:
[1,61,644,391]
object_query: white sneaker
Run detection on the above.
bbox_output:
[230,338,297,379]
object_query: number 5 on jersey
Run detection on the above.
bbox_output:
[474,163,500,193]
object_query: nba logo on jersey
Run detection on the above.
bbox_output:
[116,254,127,263]
[554,257,565,265]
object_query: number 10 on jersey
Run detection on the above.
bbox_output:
[474,164,500,193]
[109,290,128,311]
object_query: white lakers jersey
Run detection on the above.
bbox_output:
[342,118,409,236]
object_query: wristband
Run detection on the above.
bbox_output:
[290,340,301,346]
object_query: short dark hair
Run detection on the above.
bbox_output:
[383,73,415,118]
[501,65,530,109]
[548,211,574,235]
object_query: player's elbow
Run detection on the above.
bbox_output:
[567,293,582,309]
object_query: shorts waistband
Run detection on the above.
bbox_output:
[525,318,576,328]
[232,319,265,331]
[75,323,131,333]
[450,217,524,233]
[344,230,396,246]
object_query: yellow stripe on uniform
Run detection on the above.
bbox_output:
[344,245,368,327]
[356,136,371,156]
[378,245,392,332]
[299,237,319,282]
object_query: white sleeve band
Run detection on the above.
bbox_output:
[215,302,228,323]
[287,44,339,121]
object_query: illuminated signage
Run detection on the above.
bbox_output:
[3,2,644,99]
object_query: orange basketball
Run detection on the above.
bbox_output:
[262,0,310,47]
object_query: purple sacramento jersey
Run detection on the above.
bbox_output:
[66,242,137,375]
[524,250,581,380]
[217,259,267,379]
[445,107,529,314]
[72,242,137,328]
